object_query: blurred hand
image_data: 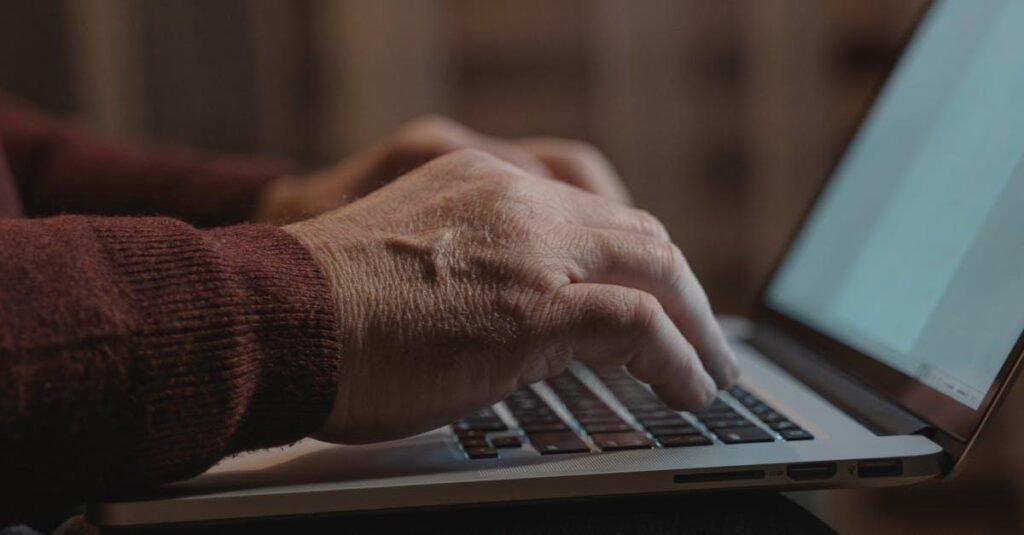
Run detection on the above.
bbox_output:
[256,116,631,224]
[284,149,737,443]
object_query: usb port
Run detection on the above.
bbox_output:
[858,459,903,478]
[786,462,837,481]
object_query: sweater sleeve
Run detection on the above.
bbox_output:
[0,91,298,227]
[0,216,341,524]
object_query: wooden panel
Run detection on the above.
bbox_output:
[586,0,754,311]
[741,0,830,297]
[314,0,451,160]
[65,0,143,137]
[0,0,75,112]
[136,0,262,152]
[248,0,309,161]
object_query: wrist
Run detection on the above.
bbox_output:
[252,175,307,224]
[210,223,344,449]
[282,217,366,442]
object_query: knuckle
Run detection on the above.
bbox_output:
[432,148,509,186]
[559,139,604,162]
[632,209,669,238]
[479,169,526,203]
[394,116,468,153]
[652,239,684,276]
[625,290,662,336]
[402,115,462,139]
[439,147,497,167]
[668,245,698,293]
[532,266,570,294]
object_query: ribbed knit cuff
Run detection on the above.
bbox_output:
[91,217,340,476]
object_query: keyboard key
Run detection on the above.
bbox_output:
[628,403,670,413]
[633,410,679,420]
[734,393,758,405]
[455,420,507,432]
[489,436,523,448]
[747,403,773,415]
[780,428,814,441]
[455,429,488,439]
[592,432,653,451]
[459,438,489,448]
[465,446,499,459]
[730,387,756,402]
[598,370,814,447]
[702,418,754,430]
[505,386,574,436]
[691,399,731,415]
[638,416,688,428]
[769,420,799,431]
[515,414,562,425]
[648,425,702,437]
[584,422,633,434]
[572,408,618,419]
[467,407,499,418]
[577,414,626,425]
[708,399,731,410]
[692,409,739,420]
[522,422,569,432]
[529,431,591,454]
[659,435,713,447]
[715,427,774,444]
[545,371,638,441]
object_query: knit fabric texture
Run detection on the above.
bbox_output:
[0,92,342,524]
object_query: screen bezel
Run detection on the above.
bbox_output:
[753,0,1024,443]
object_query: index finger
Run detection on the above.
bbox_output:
[567,228,740,388]
[519,138,633,205]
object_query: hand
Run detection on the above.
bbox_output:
[285,149,738,443]
[256,116,631,224]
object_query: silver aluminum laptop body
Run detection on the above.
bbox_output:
[90,0,1024,527]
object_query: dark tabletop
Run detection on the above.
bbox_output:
[66,491,833,535]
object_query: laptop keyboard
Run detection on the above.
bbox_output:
[452,367,813,459]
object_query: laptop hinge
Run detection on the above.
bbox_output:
[748,324,934,437]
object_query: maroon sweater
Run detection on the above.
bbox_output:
[0,93,341,523]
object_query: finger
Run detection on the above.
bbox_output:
[504,170,667,240]
[541,283,716,409]
[395,116,553,178]
[519,138,633,205]
[549,182,670,240]
[472,137,553,178]
[565,228,740,388]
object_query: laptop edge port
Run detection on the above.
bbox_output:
[857,459,903,478]
[786,462,837,481]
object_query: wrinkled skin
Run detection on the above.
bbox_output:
[285,149,738,444]
[256,116,632,224]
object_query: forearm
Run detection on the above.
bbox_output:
[0,92,296,226]
[0,216,340,523]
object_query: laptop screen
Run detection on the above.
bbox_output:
[764,0,1024,412]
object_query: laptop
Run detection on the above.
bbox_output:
[91,0,1024,528]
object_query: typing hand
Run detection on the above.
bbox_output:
[255,116,631,224]
[285,149,737,443]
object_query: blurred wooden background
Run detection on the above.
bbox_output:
[0,0,929,315]
[1,1,1021,532]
